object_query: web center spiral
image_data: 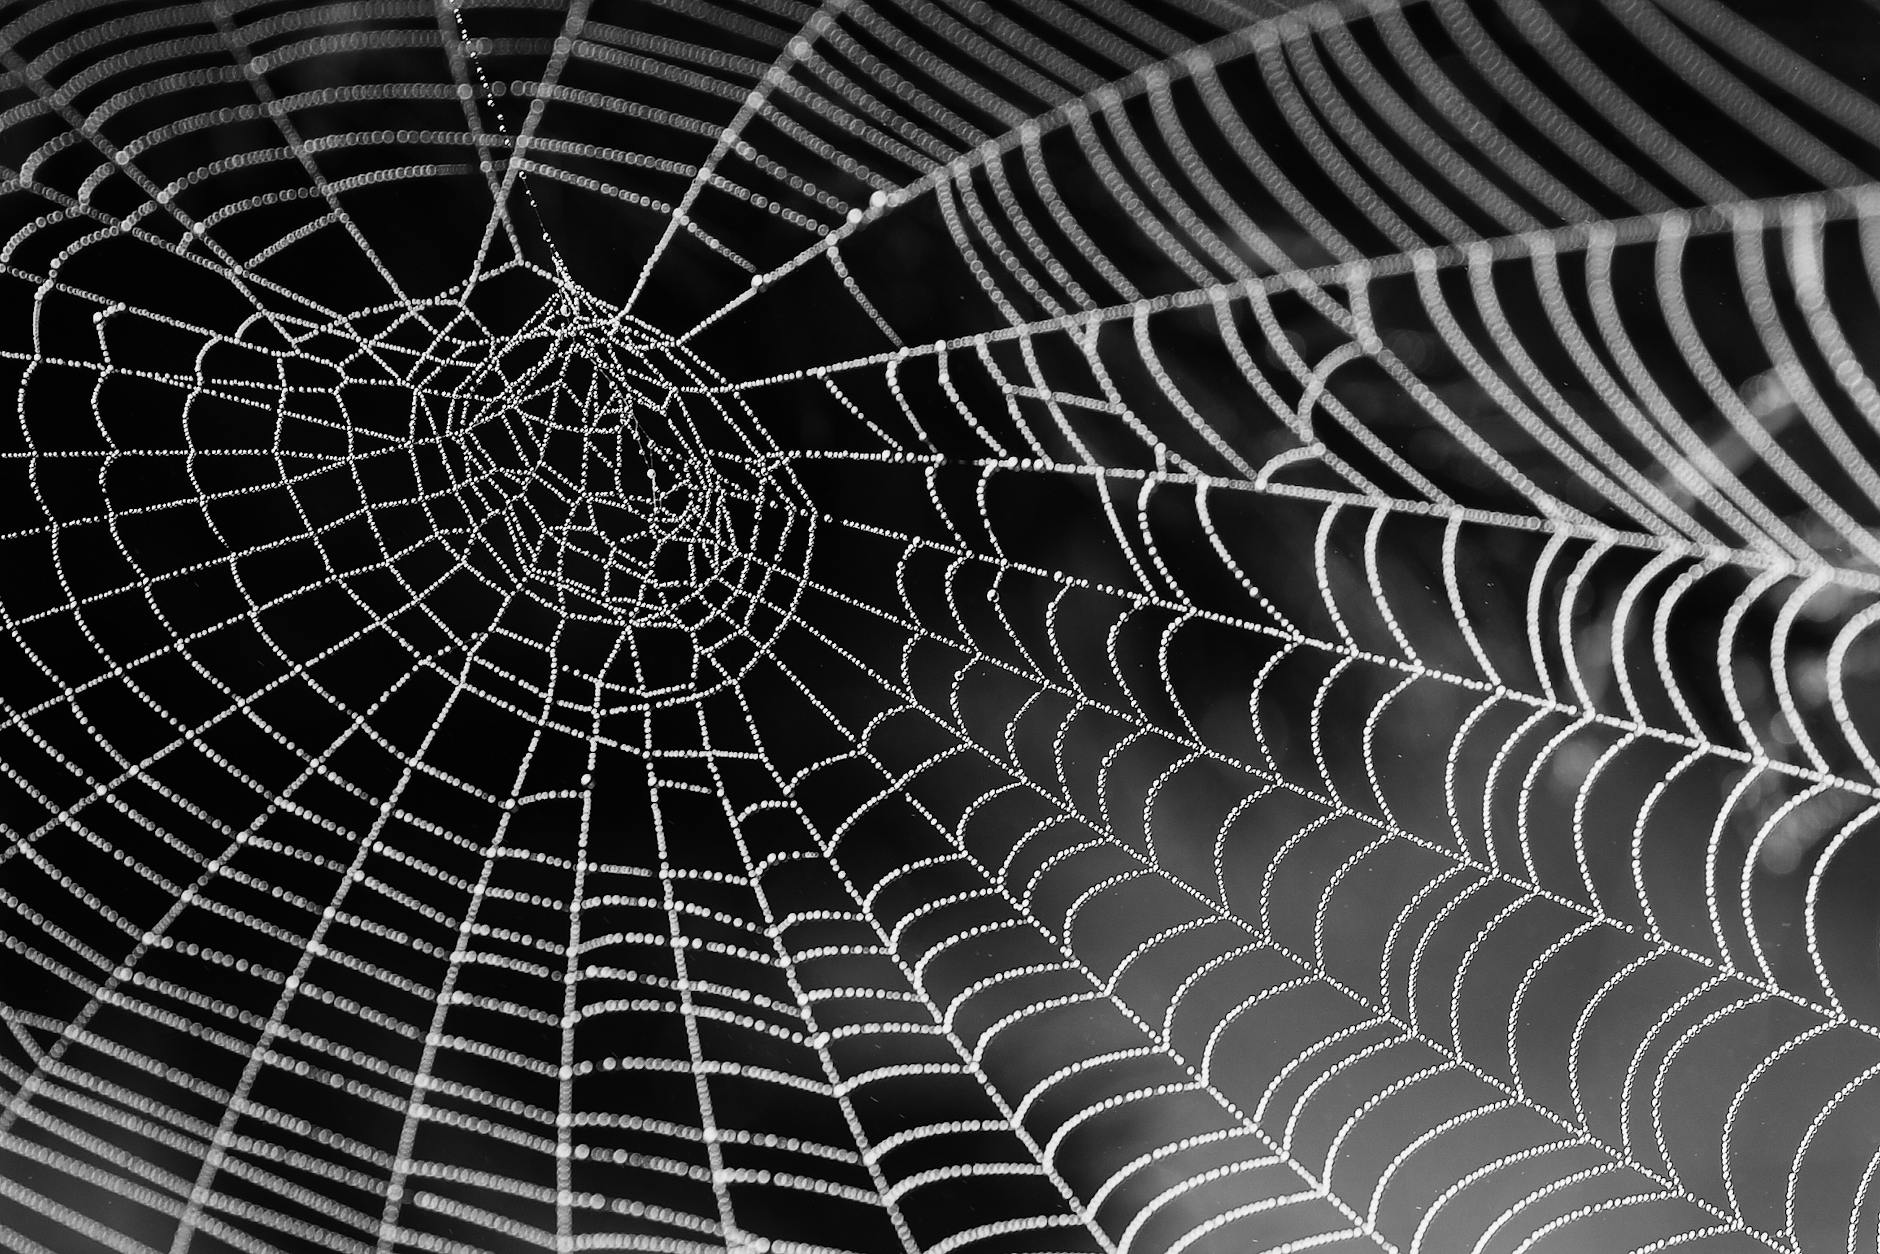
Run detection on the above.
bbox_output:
[311,264,815,706]
[445,285,728,629]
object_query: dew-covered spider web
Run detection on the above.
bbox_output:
[5,1,1880,1251]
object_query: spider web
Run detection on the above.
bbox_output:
[3,0,1880,1251]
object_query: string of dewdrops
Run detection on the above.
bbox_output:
[7,1,1880,1253]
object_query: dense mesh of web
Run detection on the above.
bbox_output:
[4,1,1880,1253]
